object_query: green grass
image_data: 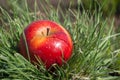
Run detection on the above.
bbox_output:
[0,0,120,80]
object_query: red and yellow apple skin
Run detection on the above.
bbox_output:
[19,20,73,69]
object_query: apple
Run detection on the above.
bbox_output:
[19,20,73,69]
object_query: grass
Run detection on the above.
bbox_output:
[0,0,120,80]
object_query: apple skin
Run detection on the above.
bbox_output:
[19,20,73,69]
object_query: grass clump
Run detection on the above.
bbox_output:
[0,0,120,80]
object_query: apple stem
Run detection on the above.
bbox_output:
[47,28,50,36]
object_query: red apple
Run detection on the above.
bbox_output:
[19,20,73,69]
